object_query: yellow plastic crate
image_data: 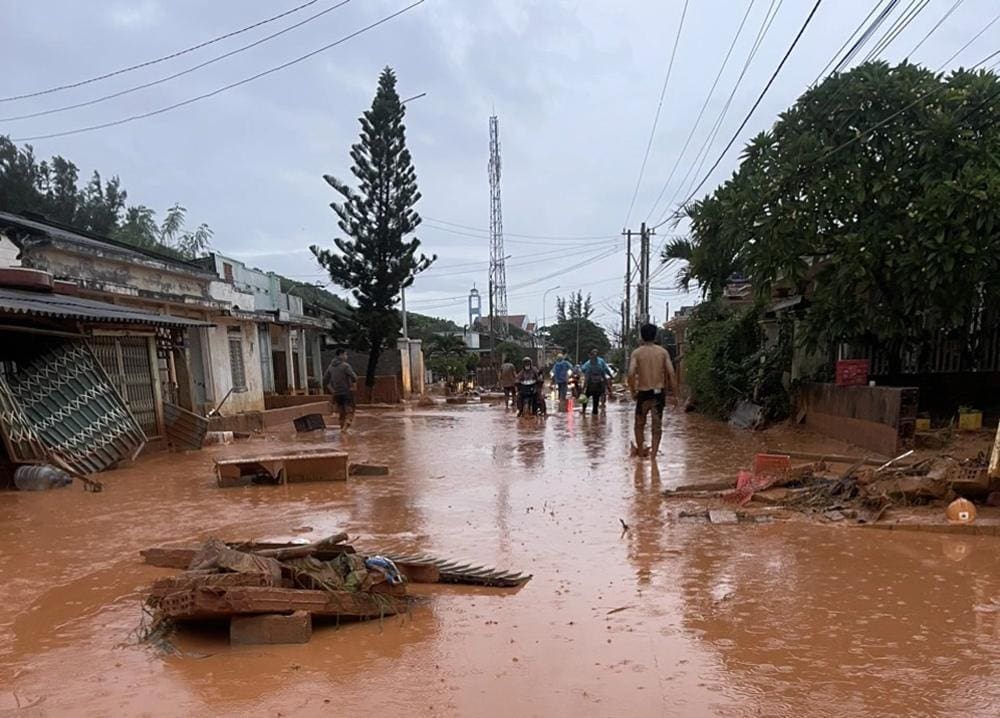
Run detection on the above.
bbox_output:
[958,411,982,431]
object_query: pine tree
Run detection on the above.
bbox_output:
[311,67,434,390]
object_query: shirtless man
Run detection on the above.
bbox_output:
[627,323,679,458]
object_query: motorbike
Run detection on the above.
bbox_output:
[517,378,545,417]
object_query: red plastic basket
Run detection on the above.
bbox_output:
[835,359,870,387]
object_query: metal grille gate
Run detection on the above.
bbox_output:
[90,335,160,437]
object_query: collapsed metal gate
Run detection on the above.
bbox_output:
[90,334,162,438]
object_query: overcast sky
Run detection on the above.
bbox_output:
[2,0,996,329]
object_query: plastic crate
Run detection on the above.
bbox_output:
[958,411,982,431]
[835,359,870,387]
[753,453,791,477]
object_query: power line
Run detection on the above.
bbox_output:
[0,0,325,103]
[423,216,617,241]
[908,0,968,58]
[11,1,425,142]
[670,0,825,221]
[508,247,620,292]
[643,0,758,224]
[0,0,353,123]
[812,0,893,83]
[621,0,691,228]
[655,0,786,228]
[861,0,932,63]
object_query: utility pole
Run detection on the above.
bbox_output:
[623,228,632,354]
[401,284,408,339]
[636,222,655,325]
[489,278,495,362]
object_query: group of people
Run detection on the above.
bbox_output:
[496,322,678,458]
[323,320,678,459]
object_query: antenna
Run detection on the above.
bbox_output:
[488,114,508,338]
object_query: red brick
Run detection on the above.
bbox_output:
[230,611,312,645]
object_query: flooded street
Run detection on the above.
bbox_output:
[2,401,1000,717]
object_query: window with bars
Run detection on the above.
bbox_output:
[223,262,234,283]
[228,328,247,390]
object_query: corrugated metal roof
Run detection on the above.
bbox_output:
[0,287,210,327]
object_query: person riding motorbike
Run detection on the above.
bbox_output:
[516,357,542,417]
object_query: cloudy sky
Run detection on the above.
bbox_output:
[2,0,995,329]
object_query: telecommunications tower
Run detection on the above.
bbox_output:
[488,115,508,338]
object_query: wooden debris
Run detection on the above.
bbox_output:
[349,462,390,476]
[157,586,407,620]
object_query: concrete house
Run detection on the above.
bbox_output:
[0,212,268,423]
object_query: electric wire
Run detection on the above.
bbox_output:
[655,0,786,228]
[621,0,691,228]
[908,0,969,58]
[11,1,425,142]
[0,0,353,123]
[643,0,758,224]
[0,0,325,103]
[668,0,825,224]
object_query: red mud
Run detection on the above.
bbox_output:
[1,402,999,717]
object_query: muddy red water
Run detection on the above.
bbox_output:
[2,402,999,717]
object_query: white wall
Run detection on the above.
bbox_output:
[206,319,266,414]
[0,234,20,267]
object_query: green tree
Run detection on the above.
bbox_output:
[686,61,1000,372]
[311,67,434,389]
[114,205,159,249]
[555,291,593,322]
[547,317,610,363]
[1,135,211,257]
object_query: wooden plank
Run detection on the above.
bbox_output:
[141,540,355,568]
[214,450,348,466]
[158,586,407,620]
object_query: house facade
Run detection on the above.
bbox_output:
[0,212,333,430]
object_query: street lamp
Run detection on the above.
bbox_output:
[542,284,561,329]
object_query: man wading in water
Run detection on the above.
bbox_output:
[499,356,518,409]
[628,323,678,458]
[324,348,358,431]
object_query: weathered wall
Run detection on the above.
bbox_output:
[23,244,210,300]
[0,235,20,267]
[206,319,266,414]
[800,383,918,458]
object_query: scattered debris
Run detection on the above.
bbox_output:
[606,605,634,615]
[708,509,738,525]
[666,451,996,525]
[140,535,530,647]
[215,449,348,487]
[946,497,977,525]
[728,400,764,430]
[13,464,73,491]
[293,413,326,433]
[349,462,390,477]
[163,402,209,450]
[618,518,629,532]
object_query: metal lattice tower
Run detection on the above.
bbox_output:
[488,115,508,337]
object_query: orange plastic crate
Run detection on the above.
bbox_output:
[753,453,791,477]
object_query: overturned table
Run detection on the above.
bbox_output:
[215,449,349,487]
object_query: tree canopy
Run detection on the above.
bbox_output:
[311,67,434,388]
[0,136,211,259]
[547,317,610,363]
[678,61,1000,360]
[555,291,593,323]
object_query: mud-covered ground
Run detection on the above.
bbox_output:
[2,400,999,717]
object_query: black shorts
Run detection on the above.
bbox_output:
[334,394,354,411]
[635,389,666,416]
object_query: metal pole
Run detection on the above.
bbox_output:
[489,278,495,362]
[623,228,632,353]
[575,317,580,363]
[542,284,560,329]
[401,283,408,339]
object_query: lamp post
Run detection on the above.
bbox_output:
[542,284,561,330]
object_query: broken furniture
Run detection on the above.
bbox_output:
[215,449,349,487]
